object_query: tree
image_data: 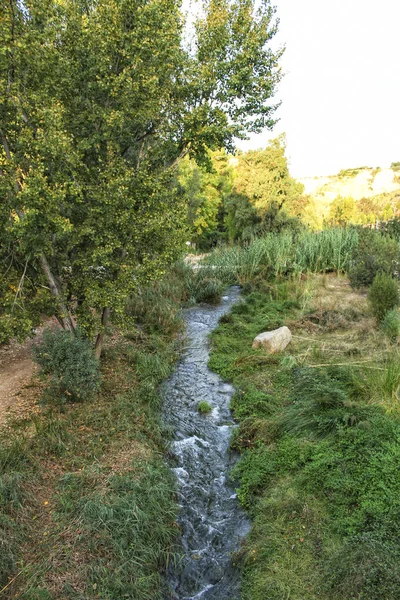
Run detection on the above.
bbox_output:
[328,196,357,226]
[0,0,283,354]
[231,135,305,229]
[179,150,233,247]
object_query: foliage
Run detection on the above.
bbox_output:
[337,166,373,178]
[328,196,357,226]
[0,0,283,348]
[179,150,233,247]
[281,367,366,438]
[33,328,101,402]
[208,273,400,599]
[206,228,359,285]
[233,137,304,217]
[0,275,184,597]
[325,532,400,600]
[368,272,400,323]
[197,401,212,414]
[381,308,400,341]
[224,191,262,243]
[380,216,400,240]
[348,230,400,288]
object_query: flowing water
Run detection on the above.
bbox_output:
[163,287,250,600]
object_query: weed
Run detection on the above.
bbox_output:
[197,401,212,414]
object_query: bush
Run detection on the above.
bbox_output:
[368,272,400,323]
[348,231,399,288]
[381,308,400,341]
[33,328,101,402]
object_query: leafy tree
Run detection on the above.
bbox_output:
[328,196,357,226]
[0,0,283,353]
[224,191,261,242]
[232,136,304,222]
[179,150,233,245]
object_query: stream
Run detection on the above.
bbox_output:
[163,287,250,600]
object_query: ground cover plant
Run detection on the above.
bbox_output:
[209,265,400,599]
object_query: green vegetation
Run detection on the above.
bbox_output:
[381,308,400,341]
[368,272,400,323]
[207,230,400,599]
[33,329,102,403]
[205,228,359,286]
[2,0,400,596]
[0,0,282,349]
[179,137,311,249]
[348,230,400,288]
[0,260,231,598]
[0,273,189,598]
[337,166,374,178]
[197,401,213,415]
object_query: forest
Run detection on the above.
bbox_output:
[1,1,400,599]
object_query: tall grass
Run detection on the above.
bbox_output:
[206,228,359,285]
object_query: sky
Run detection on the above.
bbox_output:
[183,0,400,178]
[238,0,400,177]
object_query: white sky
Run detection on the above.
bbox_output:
[238,0,400,177]
[183,0,400,177]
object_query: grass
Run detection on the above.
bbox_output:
[204,228,359,286]
[209,273,400,600]
[0,267,203,598]
[0,260,231,598]
[197,401,212,415]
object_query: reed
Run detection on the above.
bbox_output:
[206,228,359,284]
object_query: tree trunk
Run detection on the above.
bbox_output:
[39,254,76,332]
[94,306,110,359]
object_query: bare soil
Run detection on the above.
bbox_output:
[0,326,52,428]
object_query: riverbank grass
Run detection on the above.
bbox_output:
[210,273,400,600]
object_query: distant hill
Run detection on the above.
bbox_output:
[298,167,400,223]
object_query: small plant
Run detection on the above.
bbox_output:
[381,308,400,341]
[197,401,212,415]
[368,272,400,323]
[348,231,399,289]
[33,328,101,402]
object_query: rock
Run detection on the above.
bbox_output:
[252,326,292,353]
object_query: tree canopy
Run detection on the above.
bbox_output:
[0,0,283,351]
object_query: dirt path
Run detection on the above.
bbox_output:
[0,336,43,428]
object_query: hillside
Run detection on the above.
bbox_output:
[299,167,400,223]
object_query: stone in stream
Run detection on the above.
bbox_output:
[252,326,292,353]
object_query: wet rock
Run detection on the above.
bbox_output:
[252,326,292,353]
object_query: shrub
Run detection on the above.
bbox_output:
[33,328,101,402]
[197,401,212,414]
[381,308,400,341]
[348,231,399,288]
[368,272,400,323]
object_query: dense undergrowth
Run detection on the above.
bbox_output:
[2,226,400,599]
[209,272,400,599]
[0,261,223,600]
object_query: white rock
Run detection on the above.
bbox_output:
[252,326,292,353]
